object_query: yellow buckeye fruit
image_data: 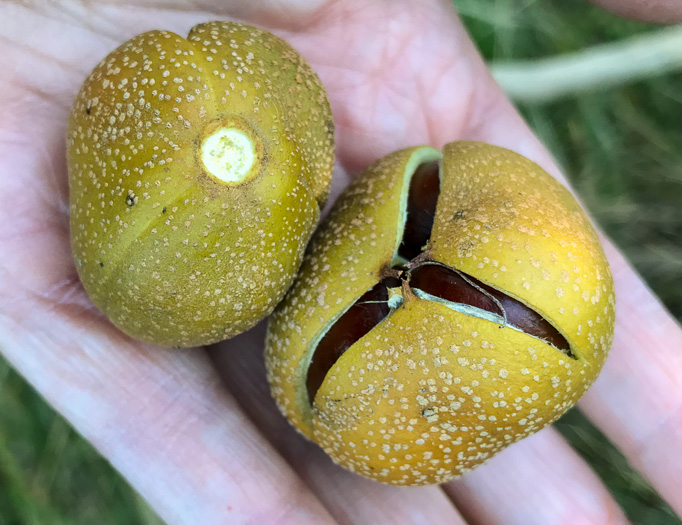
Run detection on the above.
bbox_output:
[265,142,615,485]
[67,21,334,347]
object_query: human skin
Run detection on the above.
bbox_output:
[588,0,682,23]
[1,1,681,524]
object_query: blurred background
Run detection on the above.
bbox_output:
[1,1,681,523]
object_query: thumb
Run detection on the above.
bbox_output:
[588,0,682,23]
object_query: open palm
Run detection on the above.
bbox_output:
[2,1,682,523]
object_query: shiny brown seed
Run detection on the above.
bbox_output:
[399,161,440,260]
[306,278,400,403]
[408,263,572,354]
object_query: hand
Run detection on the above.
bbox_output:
[2,1,682,523]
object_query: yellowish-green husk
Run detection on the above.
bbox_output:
[265,142,615,485]
[68,22,334,347]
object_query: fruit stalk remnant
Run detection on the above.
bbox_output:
[200,127,257,184]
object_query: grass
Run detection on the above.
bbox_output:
[0,358,164,525]
[1,1,681,523]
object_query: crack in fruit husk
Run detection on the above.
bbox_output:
[305,160,573,404]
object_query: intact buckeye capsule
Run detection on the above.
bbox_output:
[67,22,334,347]
[266,142,615,485]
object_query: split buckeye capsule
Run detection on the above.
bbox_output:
[266,142,615,486]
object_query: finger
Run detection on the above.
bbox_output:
[211,326,469,525]
[587,0,682,24]
[441,9,682,520]
[0,295,336,525]
[443,428,631,525]
[578,248,682,517]
[97,0,332,29]
[273,0,483,175]
[180,0,331,29]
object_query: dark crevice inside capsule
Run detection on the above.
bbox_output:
[409,263,573,357]
[306,161,440,404]
[398,161,440,261]
[306,277,400,403]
